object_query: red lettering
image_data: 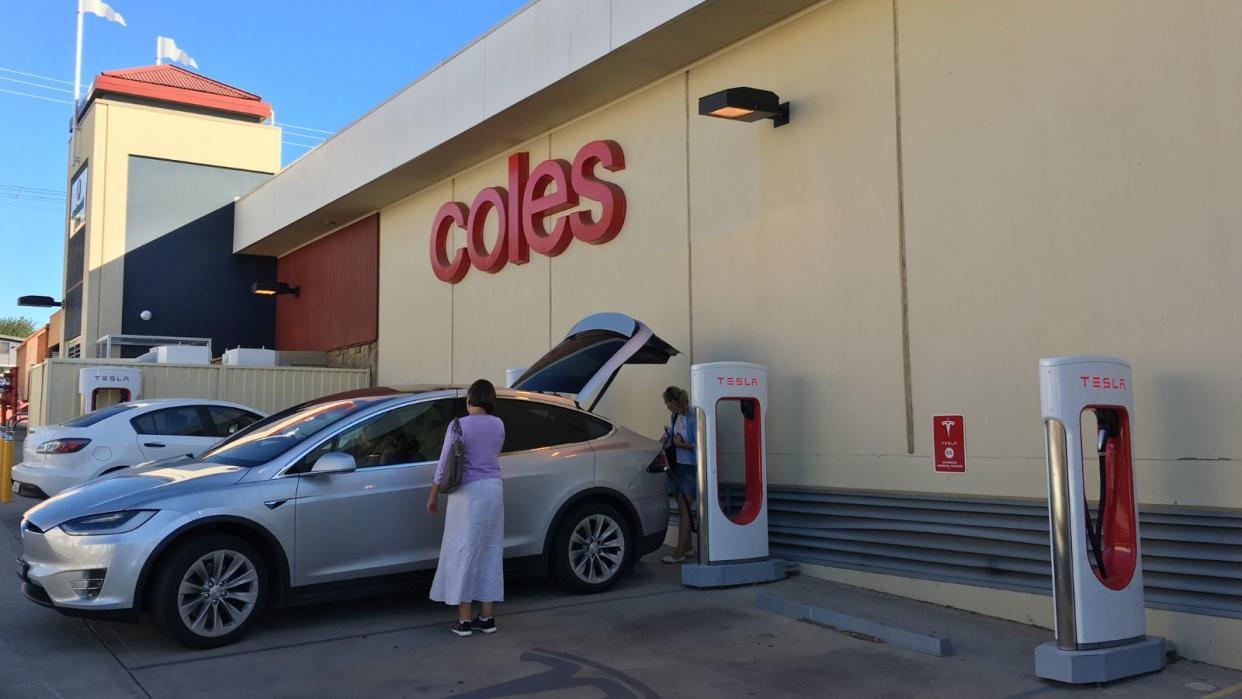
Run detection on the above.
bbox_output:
[430,141,627,282]
[1080,376,1090,387]
[1120,378,1126,389]
[522,159,577,257]
[569,140,626,245]
[506,152,529,264]
[466,187,508,274]
[430,202,470,284]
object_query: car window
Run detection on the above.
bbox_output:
[131,406,210,437]
[208,406,262,437]
[492,399,611,453]
[290,398,462,474]
[514,332,627,394]
[197,398,387,468]
[62,404,137,427]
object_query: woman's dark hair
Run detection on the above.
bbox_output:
[467,379,497,414]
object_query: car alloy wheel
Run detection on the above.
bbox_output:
[176,549,260,638]
[568,513,626,585]
[152,534,267,648]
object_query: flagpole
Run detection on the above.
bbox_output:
[155,37,161,65]
[73,0,84,121]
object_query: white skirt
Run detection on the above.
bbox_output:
[430,477,505,605]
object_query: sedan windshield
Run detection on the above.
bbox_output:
[196,397,390,467]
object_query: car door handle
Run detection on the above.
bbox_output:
[143,442,166,448]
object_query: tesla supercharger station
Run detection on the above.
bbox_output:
[1036,356,1164,683]
[79,367,142,412]
[682,362,786,588]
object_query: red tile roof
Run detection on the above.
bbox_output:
[87,64,271,120]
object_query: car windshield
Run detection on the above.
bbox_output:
[61,404,138,427]
[196,397,391,467]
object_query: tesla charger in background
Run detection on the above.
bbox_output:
[1036,356,1164,683]
[682,362,785,588]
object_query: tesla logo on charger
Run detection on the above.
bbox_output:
[717,376,760,387]
[430,140,627,284]
[1080,375,1127,390]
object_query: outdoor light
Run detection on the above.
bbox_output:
[17,295,62,308]
[251,281,299,297]
[698,87,789,127]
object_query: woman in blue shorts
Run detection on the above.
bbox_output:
[661,386,697,563]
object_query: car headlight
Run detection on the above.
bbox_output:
[59,510,157,536]
[36,438,92,454]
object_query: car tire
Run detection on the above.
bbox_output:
[551,501,632,594]
[149,534,267,649]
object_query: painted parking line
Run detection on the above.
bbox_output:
[1202,682,1242,699]
[123,586,691,672]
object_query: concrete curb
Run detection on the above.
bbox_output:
[756,592,955,657]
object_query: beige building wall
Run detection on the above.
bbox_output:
[372,0,1241,666]
[67,99,280,354]
[899,0,1242,508]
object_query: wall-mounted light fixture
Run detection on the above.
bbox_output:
[251,282,300,297]
[698,87,789,128]
[17,295,62,308]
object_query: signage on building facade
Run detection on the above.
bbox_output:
[429,140,626,283]
[933,414,966,473]
[70,166,88,227]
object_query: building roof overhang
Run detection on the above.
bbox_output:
[82,65,271,122]
[233,0,824,256]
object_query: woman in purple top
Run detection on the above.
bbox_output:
[426,379,506,637]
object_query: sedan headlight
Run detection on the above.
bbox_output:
[36,438,92,454]
[59,510,157,536]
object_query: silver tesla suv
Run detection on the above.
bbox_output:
[17,313,676,648]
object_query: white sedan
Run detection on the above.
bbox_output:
[13,399,265,499]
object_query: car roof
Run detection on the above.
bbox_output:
[122,398,261,411]
[309,385,583,411]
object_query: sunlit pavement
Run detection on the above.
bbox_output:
[1,495,1239,699]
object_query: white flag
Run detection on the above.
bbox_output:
[156,36,199,69]
[81,0,126,26]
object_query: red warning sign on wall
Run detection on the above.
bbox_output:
[933,415,966,473]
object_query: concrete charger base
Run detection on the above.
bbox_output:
[682,558,786,588]
[1035,636,1166,684]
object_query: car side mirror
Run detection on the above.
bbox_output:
[309,452,357,475]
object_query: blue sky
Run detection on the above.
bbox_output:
[0,0,527,328]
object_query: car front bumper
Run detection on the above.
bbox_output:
[18,510,187,616]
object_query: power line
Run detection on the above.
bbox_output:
[281,141,316,149]
[0,184,65,196]
[0,87,71,105]
[0,67,73,86]
[0,75,73,94]
[278,122,333,136]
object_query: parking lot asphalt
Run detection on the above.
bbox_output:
[1,495,1239,699]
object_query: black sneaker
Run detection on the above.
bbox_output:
[451,620,473,637]
[472,616,497,634]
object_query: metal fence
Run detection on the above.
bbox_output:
[717,486,1242,621]
[26,358,370,427]
[94,334,212,360]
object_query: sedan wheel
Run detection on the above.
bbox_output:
[150,534,267,649]
[553,502,632,593]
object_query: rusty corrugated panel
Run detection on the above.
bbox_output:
[99,65,261,100]
[275,215,379,351]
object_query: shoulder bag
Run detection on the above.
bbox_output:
[437,419,465,494]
